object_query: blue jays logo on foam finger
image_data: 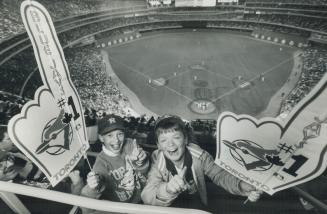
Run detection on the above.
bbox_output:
[7,0,89,186]
[215,70,327,195]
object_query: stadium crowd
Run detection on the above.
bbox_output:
[243,13,327,33]
[65,46,130,117]
[207,20,310,37]
[280,46,327,114]
[245,0,327,5]
[0,92,26,125]
[2,0,327,43]
[0,0,100,42]
[147,13,327,34]
[57,16,150,46]
[0,0,146,42]
[94,22,182,41]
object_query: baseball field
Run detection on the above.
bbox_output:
[105,30,297,120]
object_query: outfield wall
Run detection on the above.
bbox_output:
[252,29,308,48]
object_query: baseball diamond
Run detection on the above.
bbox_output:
[107,30,296,120]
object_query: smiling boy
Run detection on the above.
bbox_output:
[141,115,260,209]
[81,114,149,205]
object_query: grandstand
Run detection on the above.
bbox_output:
[1,0,327,213]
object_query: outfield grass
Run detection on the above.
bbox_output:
[106,30,297,120]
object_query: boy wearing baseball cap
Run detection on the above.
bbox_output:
[81,114,149,208]
[141,115,261,209]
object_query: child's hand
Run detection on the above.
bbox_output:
[130,140,147,166]
[166,166,188,195]
[135,149,147,166]
[33,169,43,180]
[68,170,81,185]
[247,190,262,202]
[86,171,100,189]
[239,181,262,202]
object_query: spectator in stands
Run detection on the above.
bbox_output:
[0,151,20,181]
[141,115,261,209]
[0,149,44,182]
[280,47,327,115]
[0,127,41,181]
[81,114,149,213]
[0,126,18,152]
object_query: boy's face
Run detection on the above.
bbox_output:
[0,155,18,181]
[100,129,125,154]
[157,127,187,164]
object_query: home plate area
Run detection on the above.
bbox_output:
[189,99,216,114]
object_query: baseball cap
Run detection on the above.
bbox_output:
[154,114,185,132]
[97,114,125,135]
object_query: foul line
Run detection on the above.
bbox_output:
[108,56,157,90]
[108,56,193,102]
[212,52,301,103]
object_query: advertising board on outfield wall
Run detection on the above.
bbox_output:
[217,0,238,3]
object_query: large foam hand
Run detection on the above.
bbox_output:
[7,0,89,186]
[215,72,327,195]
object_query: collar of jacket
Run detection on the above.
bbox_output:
[157,144,203,172]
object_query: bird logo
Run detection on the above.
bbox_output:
[36,109,73,155]
[223,139,285,171]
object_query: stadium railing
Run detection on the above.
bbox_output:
[0,181,211,214]
[292,186,327,212]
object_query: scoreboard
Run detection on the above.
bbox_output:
[175,0,216,7]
